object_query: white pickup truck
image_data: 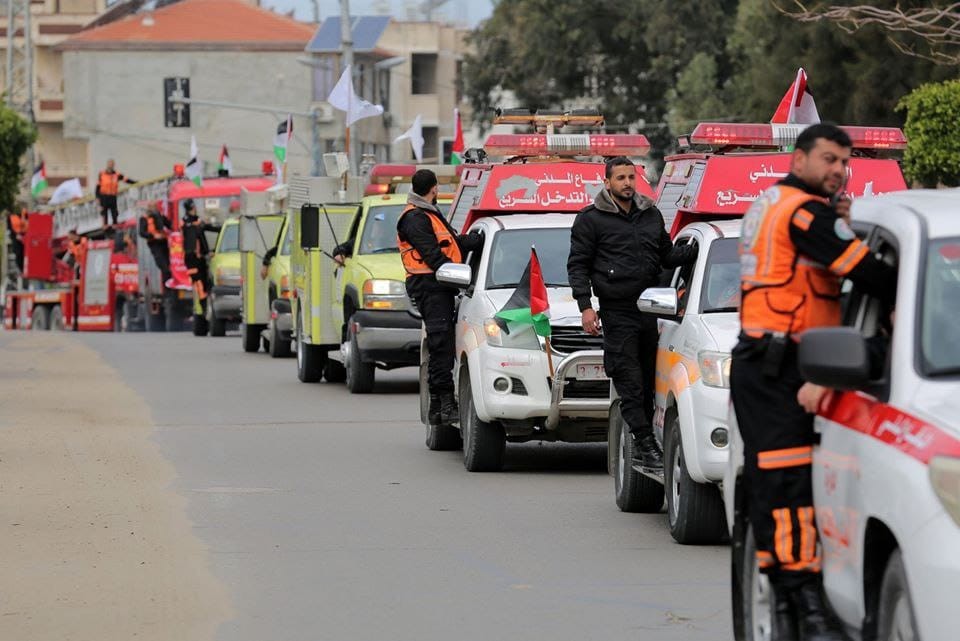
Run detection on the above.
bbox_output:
[420,213,611,472]
[725,189,960,641]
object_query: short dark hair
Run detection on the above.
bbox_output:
[182,198,195,211]
[795,123,852,153]
[411,169,438,197]
[605,156,635,179]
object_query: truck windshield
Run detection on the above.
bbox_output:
[359,204,405,254]
[281,222,293,256]
[218,223,239,252]
[700,238,740,313]
[486,228,572,288]
[178,196,241,220]
[920,237,960,377]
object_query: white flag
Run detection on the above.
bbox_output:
[49,178,84,205]
[393,114,424,162]
[185,135,202,187]
[328,65,384,127]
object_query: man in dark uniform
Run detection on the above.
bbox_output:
[138,204,173,286]
[396,169,483,425]
[731,123,895,641]
[567,156,697,470]
[181,199,220,317]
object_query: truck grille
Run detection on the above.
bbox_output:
[561,379,611,399]
[510,377,528,396]
[550,326,604,354]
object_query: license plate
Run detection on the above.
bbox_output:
[575,363,607,380]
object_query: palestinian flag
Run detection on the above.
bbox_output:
[495,248,551,337]
[31,161,48,197]
[185,135,203,187]
[218,145,232,175]
[771,67,820,125]
[450,108,464,165]
[273,115,293,164]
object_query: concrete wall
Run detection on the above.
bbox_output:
[63,49,314,187]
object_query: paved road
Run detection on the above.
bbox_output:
[11,331,731,640]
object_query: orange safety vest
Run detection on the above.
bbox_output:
[10,212,27,235]
[739,184,866,339]
[98,171,120,196]
[397,204,462,276]
[68,237,88,265]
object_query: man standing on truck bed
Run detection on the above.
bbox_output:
[96,159,135,227]
[138,205,173,286]
[397,169,483,426]
[567,156,697,471]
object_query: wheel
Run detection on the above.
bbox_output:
[49,306,65,331]
[268,321,292,358]
[241,324,264,353]
[145,302,166,332]
[164,292,185,332]
[345,316,375,393]
[31,305,50,330]
[741,523,774,641]
[295,308,324,383]
[192,314,209,336]
[877,550,918,641]
[209,309,227,337]
[664,411,728,544]
[324,359,346,382]
[424,360,462,451]
[460,370,505,471]
[611,400,665,513]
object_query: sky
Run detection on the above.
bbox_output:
[260,0,494,26]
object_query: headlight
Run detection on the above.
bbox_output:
[279,274,292,298]
[483,318,541,350]
[215,266,241,287]
[698,350,731,388]
[930,456,960,527]
[362,279,410,311]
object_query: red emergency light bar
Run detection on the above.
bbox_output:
[484,134,651,157]
[689,123,907,150]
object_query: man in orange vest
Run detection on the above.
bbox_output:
[731,123,895,641]
[138,205,172,285]
[7,208,28,272]
[96,159,135,227]
[397,169,483,425]
[65,229,88,276]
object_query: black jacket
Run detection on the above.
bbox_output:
[396,193,483,297]
[567,189,697,312]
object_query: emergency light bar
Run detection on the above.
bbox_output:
[484,134,651,157]
[689,123,907,150]
[493,108,605,130]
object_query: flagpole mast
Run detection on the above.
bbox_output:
[339,0,355,174]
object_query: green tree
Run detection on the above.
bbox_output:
[897,79,960,187]
[0,104,37,213]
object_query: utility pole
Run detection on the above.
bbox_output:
[5,0,35,204]
[339,0,356,173]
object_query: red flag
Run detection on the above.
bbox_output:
[771,68,821,125]
[529,248,549,319]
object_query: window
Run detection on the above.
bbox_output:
[358,204,405,255]
[411,53,438,94]
[422,126,439,162]
[699,238,740,313]
[671,238,698,316]
[455,60,464,103]
[377,69,391,112]
[312,59,338,102]
[920,237,960,377]
[217,223,240,252]
[486,228,572,289]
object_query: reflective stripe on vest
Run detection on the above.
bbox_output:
[396,205,462,276]
[99,171,120,196]
[739,184,843,338]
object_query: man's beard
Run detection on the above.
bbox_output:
[431,195,438,205]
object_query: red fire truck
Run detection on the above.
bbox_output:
[3,166,274,332]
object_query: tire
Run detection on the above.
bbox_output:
[664,411,728,544]
[192,314,209,336]
[741,523,775,641]
[877,550,919,641]
[31,305,50,331]
[209,310,227,337]
[460,370,505,471]
[424,361,462,451]
[164,292,184,332]
[145,303,165,332]
[610,400,664,513]
[295,308,324,383]
[345,317,375,393]
[324,359,347,383]
[268,321,291,358]
[49,306,65,331]
[241,324,264,353]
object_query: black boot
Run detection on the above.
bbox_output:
[632,432,663,470]
[773,585,799,641]
[428,394,442,425]
[791,579,849,641]
[440,392,459,425]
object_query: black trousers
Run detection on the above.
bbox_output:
[100,195,119,225]
[730,340,820,590]
[148,241,171,284]
[414,289,456,394]
[600,308,659,437]
[12,238,24,272]
[185,255,209,312]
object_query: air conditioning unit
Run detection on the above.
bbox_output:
[311,102,335,123]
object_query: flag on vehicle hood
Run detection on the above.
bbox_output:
[494,247,551,337]
[327,65,384,127]
[394,114,424,162]
[771,67,820,125]
[451,108,465,165]
[49,178,83,205]
[30,161,47,197]
[218,145,232,176]
[185,136,202,187]
[273,115,293,164]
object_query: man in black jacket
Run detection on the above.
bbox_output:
[397,169,483,425]
[567,157,697,469]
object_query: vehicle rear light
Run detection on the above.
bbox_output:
[484,134,650,157]
[364,183,390,195]
[262,160,275,176]
[930,456,960,527]
[173,163,185,178]
[689,123,907,151]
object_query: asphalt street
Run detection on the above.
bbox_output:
[13,331,731,641]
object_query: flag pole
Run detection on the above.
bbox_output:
[544,336,555,379]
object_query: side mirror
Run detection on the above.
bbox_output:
[238,217,259,252]
[300,205,319,250]
[798,327,871,390]
[436,263,472,288]
[637,287,678,316]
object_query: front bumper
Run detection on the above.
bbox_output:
[211,285,241,319]
[902,510,960,641]
[677,382,732,483]
[352,309,421,366]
